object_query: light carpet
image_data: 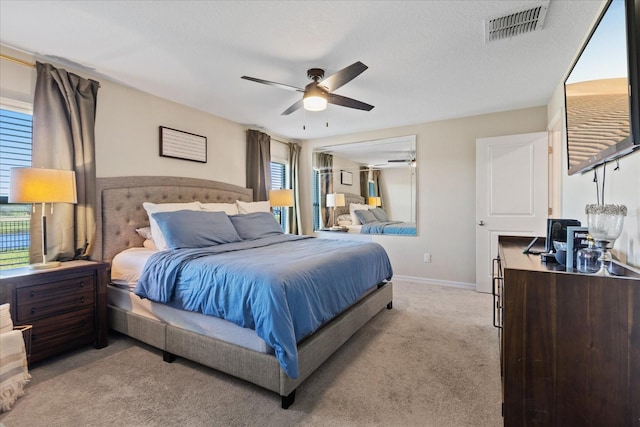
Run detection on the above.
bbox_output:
[0,281,502,426]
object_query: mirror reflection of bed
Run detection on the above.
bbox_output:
[313,135,417,236]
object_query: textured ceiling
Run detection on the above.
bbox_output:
[0,0,603,140]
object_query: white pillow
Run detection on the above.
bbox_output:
[198,201,239,215]
[143,239,158,251]
[142,202,200,251]
[236,200,271,214]
[349,203,372,225]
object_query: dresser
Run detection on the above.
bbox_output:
[495,236,640,426]
[0,260,109,363]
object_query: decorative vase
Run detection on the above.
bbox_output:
[585,204,627,276]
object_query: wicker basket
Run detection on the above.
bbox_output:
[13,325,32,364]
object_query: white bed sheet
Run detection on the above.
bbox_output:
[346,224,362,233]
[108,247,273,354]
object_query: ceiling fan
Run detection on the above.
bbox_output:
[241,61,374,115]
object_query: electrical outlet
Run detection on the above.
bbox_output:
[423,253,431,263]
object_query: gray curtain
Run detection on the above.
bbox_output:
[360,167,369,199]
[31,61,99,262]
[246,130,271,201]
[314,152,333,228]
[372,169,382,204]
[288,142,302,234]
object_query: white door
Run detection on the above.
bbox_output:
[476,132,548,293]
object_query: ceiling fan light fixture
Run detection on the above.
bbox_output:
[303,85,328,111]
[303,94,327,112]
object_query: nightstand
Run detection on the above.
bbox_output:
[0,260,109,363]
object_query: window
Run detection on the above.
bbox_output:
[1,104,33,269]
[270,161,289,231]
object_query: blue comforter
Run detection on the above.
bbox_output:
[360,221,417,235]
[134,235,393,378]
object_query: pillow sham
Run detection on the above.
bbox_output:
[229,212,284,240]
[349,203,372,225]
[354,209,378,224]
[236,200,271,214]
[336,213,352,222]
[198,201,239,215]
[369,207,389,222]
[135,227,153,241]
[143,202,201,251]
[151,210,242,249]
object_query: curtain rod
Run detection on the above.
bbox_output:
[0,53,35,68]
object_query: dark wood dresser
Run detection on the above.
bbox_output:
[0,260,109,363]
[495,236,640,426]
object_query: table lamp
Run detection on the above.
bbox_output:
[326,193,345,229]
[368,196,381,207]
[269,189,294,231]
[9,167,77,269]
[269,189,294,208]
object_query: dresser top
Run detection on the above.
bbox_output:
[499,236,640,280]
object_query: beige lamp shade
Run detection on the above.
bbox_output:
[9,167,77,204]
[326,193,345,207]
[269,189,294,207]
[368,196,381,207]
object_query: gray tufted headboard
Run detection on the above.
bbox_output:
[334,193,365,218]
[94,176,253,263]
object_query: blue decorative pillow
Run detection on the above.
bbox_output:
[354,209,378,224]
[151,210,241,249]
[230,212,284,240]
[369,207,389,222]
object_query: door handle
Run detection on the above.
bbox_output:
[478,220,485,226]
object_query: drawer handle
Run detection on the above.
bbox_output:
[32,334,37,341]
[30,290,36,298]
[80,297,86,303]
[30,307,36,315]
[80,281,85,288]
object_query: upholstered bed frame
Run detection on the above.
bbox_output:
[94,176,393,408]
[334,192,365,218]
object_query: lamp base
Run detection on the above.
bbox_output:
[29,261,61,270]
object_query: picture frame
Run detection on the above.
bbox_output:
[340,170,353,185]
[159,126,207,163]
[566,226,589,270]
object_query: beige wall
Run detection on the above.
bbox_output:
[548,84,640,268]
[0,46,248,186]
[301,106,547,286]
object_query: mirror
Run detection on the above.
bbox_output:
[313,135,417,236]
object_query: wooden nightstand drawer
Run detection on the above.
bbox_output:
[16,277,95,323]
[0,260,109,363]
[31,307,95,359]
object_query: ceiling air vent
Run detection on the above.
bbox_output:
[485,1,549,42]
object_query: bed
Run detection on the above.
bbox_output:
[94,176,393,408]
[335,193,417,236]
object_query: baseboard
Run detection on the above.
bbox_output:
[391,275,476,291]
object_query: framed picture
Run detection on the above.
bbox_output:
[340,170,353,185]
[159,126,207,163]
[566,226,589,270]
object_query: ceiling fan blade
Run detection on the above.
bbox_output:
[241,76,303,92]
[319,61,368,92]
[328,93,374,111]
[281,99,304,115]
